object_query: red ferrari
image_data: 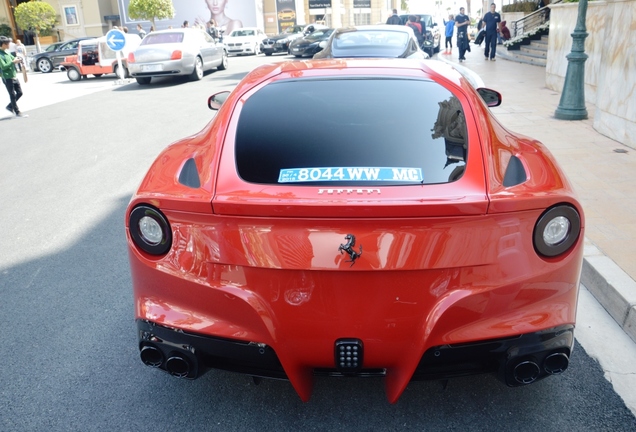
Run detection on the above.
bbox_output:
[126,59,584,403]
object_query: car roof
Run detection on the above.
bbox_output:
[335,25,416,36]
[230,27,261,31]
[148,28,203,34]
[243,58,465,87]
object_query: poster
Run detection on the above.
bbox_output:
[117,0,264,34]
[275,0,297,33]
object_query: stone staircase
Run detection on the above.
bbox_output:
[498,35,548,67]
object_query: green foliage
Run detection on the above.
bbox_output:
[0,23,12,38]
[502,1,539,13]
[128,0,175,26]
[14,0,57,34]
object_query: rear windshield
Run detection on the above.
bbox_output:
[332,31,410,57]
[230,30,256,37]
[235,78,468,186]
[141,32,184,45]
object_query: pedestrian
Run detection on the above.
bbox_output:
[0,36,27,118]
[149,25,155,33]
[137,24,147,39]
[482,3,502,61]
[386,9,401,25]
[500,20,511,41]
[206,19,218,39]
[8,37,16,56]
[122,26,129,33]
[455,7,470,62]
[443,14,455,54]
[14,39,26,72]
[182,20,189,28]
[405,15,423,47]
[416,15,427,46]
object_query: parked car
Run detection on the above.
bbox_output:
[260,24,328,56]
[30,37,94,73]
[288,28,334,57]
[61,34,141,81]
[126,58,584,403]
[223,27,267,56]
[399,13,442,56]
[313,25,429,60]
[127,28,228,85]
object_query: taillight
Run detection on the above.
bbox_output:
[533,204,581,257]
[171,50,182,60]
[127,52,135,63]
[129,205,172,256]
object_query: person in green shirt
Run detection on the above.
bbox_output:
[0,36,27,118]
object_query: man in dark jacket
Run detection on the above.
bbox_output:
[455,7,470,62]
[386,9,401,25]
[482,3,502,60]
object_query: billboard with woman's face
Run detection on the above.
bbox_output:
[117,0,263,34]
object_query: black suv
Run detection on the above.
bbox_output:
[30,37,93,73]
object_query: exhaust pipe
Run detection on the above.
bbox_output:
[513,360,540,384]
[166,354,192,378]
[140,345,164,367]
[544,352,569,375]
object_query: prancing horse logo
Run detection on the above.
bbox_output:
[338,234,362,267]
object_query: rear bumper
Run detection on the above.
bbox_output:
[227,45,257,55]
[138,319,574,394]
[129,59,193,77]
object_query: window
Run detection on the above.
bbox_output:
[141,32,185,45]
[63,5,79,26]
[235,78,468,186]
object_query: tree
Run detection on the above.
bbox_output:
[14,0,57,53]
[128,0,175,29]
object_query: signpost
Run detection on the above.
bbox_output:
[106,29,126,80]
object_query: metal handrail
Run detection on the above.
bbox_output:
[511,0,562,38]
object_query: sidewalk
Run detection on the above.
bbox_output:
[437,46,636,343]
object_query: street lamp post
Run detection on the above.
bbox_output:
[554,0,589,120]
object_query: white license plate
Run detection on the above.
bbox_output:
[142,64,162,72]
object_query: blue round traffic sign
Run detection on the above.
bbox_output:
[106,29,126,51]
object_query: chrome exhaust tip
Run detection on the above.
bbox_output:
[513,360,540,384]
[140,345,163,368]
[544,352,569,375]
[165,354,191,378]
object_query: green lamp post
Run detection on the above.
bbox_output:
[555,0,589,120]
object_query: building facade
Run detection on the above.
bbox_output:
[1,0,400,43]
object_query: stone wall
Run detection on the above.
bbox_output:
[547,0,636,147]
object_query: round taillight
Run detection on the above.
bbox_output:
[533,205,581,257]
[129,205,172,255]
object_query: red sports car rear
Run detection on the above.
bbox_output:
[126,59,584,402]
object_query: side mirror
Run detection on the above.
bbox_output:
[208,91,231,110]
[477,88,502,107]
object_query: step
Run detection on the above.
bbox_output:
[497,49,547,67]
[520,46,547,58]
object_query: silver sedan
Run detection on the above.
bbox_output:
[128,28,228,85]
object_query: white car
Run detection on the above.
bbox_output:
[127,28,228,85]
[224,27,267,56]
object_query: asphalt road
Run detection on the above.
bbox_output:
[1,55,635,431]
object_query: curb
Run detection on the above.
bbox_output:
[581,238,636,344]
